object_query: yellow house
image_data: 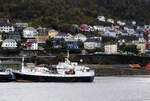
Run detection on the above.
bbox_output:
[67,33,73,40]
[112,25,120,30]
[48,29,58,39]
[136,43,146,54]
[104,44,118,54]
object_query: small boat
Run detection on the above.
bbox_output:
[13,56,94,82]
[0,68,14,82]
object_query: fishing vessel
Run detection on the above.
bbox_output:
[0,68,14,82]
[13,55,95,82]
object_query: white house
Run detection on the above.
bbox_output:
[105,30,117,37]
[117,21,126,26]
[84,38,101,49]
[23,27,38,38]
[0,23,15,33]
[1,39,17,49]
[93,26,105,32]
[104,27,112,32]
[124,27,135,35]
[97,16,105,22]
[120,30,129,36]
[132,21,136,25]
[104,44,117,54]
[144,25,150,30]
[107,18,114,24]
[138,37,146,43]
[74,33,87,42]
[15,23,28,28]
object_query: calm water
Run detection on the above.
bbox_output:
[1,76,150,101]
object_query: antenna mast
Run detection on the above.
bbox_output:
[67,50,70,58]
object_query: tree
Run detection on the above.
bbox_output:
[57,52,66,62]
[0,0,149,27]
[1,32,6,40]
[61,38,66,49]
[125,45,139,55]
[78,40,84,50]
[119,43,126,53]
[119,44,139,55]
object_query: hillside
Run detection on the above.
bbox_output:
[0,0,150,29]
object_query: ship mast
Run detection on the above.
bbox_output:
[67,50,70,58]
[21,56,25,72]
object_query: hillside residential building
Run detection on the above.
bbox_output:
[52,38,62,48]
[1,39,17,49]
[35,35,48,44]
[25,39,38,50]
[23,27,37,38]
[104,44,117,54]
[0,22,15,33]
[15,23,28,28]
[117,21,126,26]
[66,40,79,49]
[136,43,146,54]
[36,27,48,43]
[80,24,89,31]
[6,32,21,42]
[37,27,48,35]
[107,18,114,24]
[48,29,58,39]
[93,26,105,32]
[74,34,87,42]
[124,26,135,35]
[55,33,73,41]
[112,25,120,30]
[105,30,117,37]
[97,16,105,22]
[84,38,101,49]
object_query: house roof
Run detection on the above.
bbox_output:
[6,35,21,41]
[24,27,36,31]
[118,35,138,42]
[48,29,58,33]
[85,38,101,43]
[108,30,116,33]
[3,39,17,43]
[37,27,48,35]
[15,23,28,27]
[56,33,69,37]
[7,31,20,35]
[0,22,13,27]
[74,33,86,38]
[26,39,37,43]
